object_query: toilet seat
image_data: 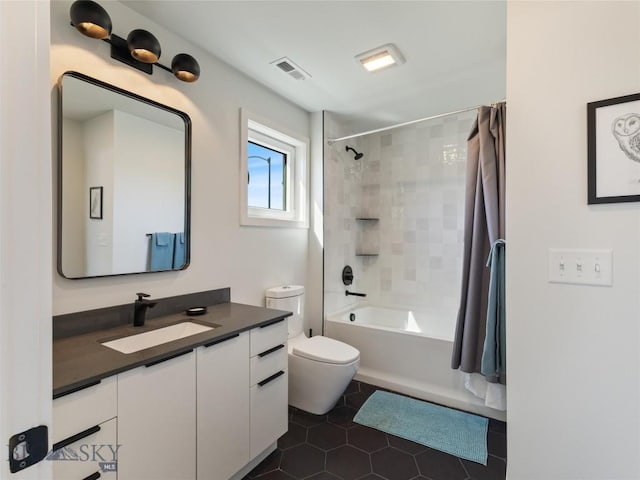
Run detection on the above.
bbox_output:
[291,336,359,365]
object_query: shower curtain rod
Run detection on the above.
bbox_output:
[327,100,505,144]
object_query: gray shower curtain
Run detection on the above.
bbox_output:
[451,103,506,385]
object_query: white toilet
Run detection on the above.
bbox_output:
[266,285,360,415]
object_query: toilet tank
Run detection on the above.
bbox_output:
[265,285,304,338]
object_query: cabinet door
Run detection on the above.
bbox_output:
[118,351,196,480]
[196,332,250,480]
[250,368,288,458]
[51,417,117,480]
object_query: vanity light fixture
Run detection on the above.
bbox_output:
[69,0,200,83]
[355,43,405,72]
[127,29,161,64]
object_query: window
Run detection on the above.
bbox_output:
[247,140,286,211]
[240,110,308,227]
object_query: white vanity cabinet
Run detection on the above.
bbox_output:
[52,376,118,480]
[53,314,290,480]
[249,319,288,458]
[196,332,250,480]
[117,350,196,480]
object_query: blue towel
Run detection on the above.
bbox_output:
[481,239,506,380]
[149,232,175,271]
[172,232,185,269]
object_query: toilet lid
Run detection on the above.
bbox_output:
[292,336,360,365]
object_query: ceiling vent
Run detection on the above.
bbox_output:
[271,57,311,81]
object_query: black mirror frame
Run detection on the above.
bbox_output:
[56,71,192,279]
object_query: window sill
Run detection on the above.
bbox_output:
[240,215,309,229]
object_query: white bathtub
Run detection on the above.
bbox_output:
[325,305,506,421]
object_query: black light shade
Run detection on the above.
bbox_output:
[127,29,161,63]
[171,54,200,83]
[70,0,112,39]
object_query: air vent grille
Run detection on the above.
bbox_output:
[276,61,295,73]
[270,57,311,81]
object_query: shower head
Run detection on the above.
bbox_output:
[346,145,364,160]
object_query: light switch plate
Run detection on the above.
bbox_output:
[548,248,613,286]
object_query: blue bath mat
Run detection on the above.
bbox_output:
[353,390,488,465]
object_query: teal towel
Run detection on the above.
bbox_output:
[155,232,172,246]
[172,232,185,269]
[481,239,506,380]
[150,232,175,271]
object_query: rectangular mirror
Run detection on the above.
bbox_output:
[57,71,191,279]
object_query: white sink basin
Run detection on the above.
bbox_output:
[101,322,214,354]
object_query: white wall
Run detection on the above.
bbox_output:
[0,1,52,478]
[307,111,324,335]
[61,117,86,275]
[506,2,640,479]
[51,0,320,317]
[84,111,115,276]
[112,110,184,273]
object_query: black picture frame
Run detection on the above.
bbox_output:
[89,186,103,219]
[588,92,640,204]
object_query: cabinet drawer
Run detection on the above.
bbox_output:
[51,417,117,480]
[250,319,287,356]
[250,368,288,458]
[250,344,287,386]
[53,376,117,444]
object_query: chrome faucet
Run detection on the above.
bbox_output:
[133,292,157,327]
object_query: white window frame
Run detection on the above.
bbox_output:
[240,109,309,228]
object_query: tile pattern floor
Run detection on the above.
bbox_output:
[245,381,507,480]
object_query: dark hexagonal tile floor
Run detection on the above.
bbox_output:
[308,423,347,451]
[245,380,507,480]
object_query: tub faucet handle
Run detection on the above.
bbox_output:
[342,266,354,286]
[345,290,366,297]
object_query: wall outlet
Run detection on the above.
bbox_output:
[548,248,612,286]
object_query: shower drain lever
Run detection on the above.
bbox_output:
[345,290,367,297]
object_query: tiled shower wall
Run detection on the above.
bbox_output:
[324,111,476,334]
[323,113,365,316]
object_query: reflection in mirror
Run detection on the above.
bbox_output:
[58,71,191,278]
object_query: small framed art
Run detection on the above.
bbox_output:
[588,93,640,204]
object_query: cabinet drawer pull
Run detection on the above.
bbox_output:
[145,349,192,368]
[53,380,101,400]
[258,370,285,387]
[204,333,239,348]
[258,344,285,358]
[259,318,286,329]
[82,472,101,480]
[53,425,101,452]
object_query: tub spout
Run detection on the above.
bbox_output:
[345,290,367,297]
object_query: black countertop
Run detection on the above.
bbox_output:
[53,302,291,399]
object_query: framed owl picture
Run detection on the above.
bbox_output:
[588,93,640,204]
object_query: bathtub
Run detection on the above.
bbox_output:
[325,305,506,421]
